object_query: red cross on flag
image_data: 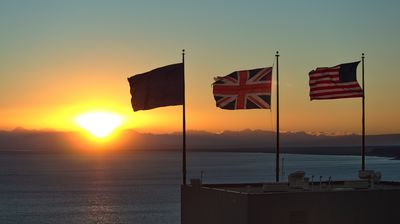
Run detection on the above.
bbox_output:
[212,67,272,110]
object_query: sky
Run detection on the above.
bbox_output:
[0,0,399,134]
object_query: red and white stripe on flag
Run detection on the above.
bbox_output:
[309,66,363,100]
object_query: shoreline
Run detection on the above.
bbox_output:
[0,145,399,159]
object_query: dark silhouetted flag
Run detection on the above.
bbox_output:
[212,67,272,110]
[128,63,183,111]
[309,61,363,100]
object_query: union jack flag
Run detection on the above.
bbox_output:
[212,67,272,110]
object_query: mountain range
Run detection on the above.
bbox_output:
[1,128,399,158]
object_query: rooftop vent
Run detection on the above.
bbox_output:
[288,171,309,190]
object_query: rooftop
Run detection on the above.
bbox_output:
[196,180,400,194]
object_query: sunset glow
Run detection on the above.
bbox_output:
[75,112,123,138]
[0,1,399,135]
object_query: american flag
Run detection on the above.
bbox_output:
[309,61,363,100]
[212,67,272,110]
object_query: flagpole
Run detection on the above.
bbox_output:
[361,53,365,171]
[182,49,187,185]
[275,51,280,182]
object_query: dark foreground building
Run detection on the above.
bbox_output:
[181,174,399,224]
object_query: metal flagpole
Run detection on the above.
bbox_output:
[361,53,365,171]
[182,49,187,185]
[275,51,280,182]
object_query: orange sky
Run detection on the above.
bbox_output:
[1,1,399,134]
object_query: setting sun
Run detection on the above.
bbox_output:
[75,112,123,138]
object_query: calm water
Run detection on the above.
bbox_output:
[1,151,400,224]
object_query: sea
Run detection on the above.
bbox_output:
[1,151,400,224]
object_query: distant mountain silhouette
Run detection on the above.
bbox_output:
[0,129,399,157]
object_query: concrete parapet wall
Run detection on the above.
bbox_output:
[182,183,400,224]
[181,185,248,224]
